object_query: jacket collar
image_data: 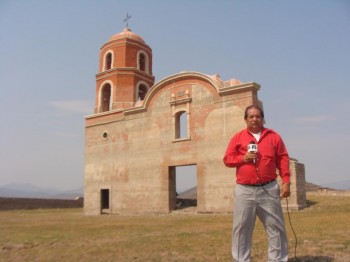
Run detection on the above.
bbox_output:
[246,127,272,141]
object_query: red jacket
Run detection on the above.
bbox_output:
[223,127,290,185]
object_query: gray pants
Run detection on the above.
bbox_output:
[232,181,288,262]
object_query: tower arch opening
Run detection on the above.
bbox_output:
[104,51,113,71]
[101,83,111,112]
[105,53,112,70]
[137,84,148,101]
[137,51,149,73]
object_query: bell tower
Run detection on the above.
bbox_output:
[94,27,155,113]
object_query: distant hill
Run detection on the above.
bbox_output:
[178,187,197,199]
[0,183,83,199]
[305,182,326,192]
[320,179,350,190]
[306,180,350,191]
[1,179,348,200]
[178,181,345,200]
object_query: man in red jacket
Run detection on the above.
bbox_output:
[223,105,290,262]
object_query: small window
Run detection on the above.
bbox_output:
[175,111,188,139]
[105,53,112,70]
[101,84,111,112]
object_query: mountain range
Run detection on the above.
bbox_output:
[0,183,83,199]
[319,179,350,190]
[0,179,349,200]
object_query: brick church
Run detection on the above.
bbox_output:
[84,26,307,215]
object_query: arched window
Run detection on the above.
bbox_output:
[139,53,146,71]
[175,111,188,139]
[105,52,112,70]
[137,84,148,100]
[137,51,148,73]
[101,84,111,112]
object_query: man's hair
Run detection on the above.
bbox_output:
[244,105,264,120]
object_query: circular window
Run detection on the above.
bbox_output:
[102,131,108,140]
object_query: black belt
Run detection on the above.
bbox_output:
[241,179,276,187]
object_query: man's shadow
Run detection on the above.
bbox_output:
[288,255,334,262]
[306,199,317,207]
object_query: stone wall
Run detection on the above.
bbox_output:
[279,159,307,210]
[0,197,83,211]
[307,190,350,197]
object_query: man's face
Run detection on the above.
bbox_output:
[245,108,264,133]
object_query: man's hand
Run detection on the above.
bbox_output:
[281,183,291,198]
[244,152,257,163]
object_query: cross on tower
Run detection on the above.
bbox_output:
[123,12,132,28]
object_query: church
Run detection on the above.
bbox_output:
[84,26,306,215]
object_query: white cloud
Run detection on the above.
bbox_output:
[48,100,93,114]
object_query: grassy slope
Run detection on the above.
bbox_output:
[0,195,349,262]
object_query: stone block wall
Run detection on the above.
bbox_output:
[279,158,307,210]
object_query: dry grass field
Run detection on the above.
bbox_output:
[0,195,349,262]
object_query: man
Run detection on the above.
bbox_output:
[223,105,290,262]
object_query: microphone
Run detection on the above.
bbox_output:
[247,141,258,164]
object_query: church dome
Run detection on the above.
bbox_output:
[109,28,145,43]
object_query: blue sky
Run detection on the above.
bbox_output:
[1,0,349,191]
